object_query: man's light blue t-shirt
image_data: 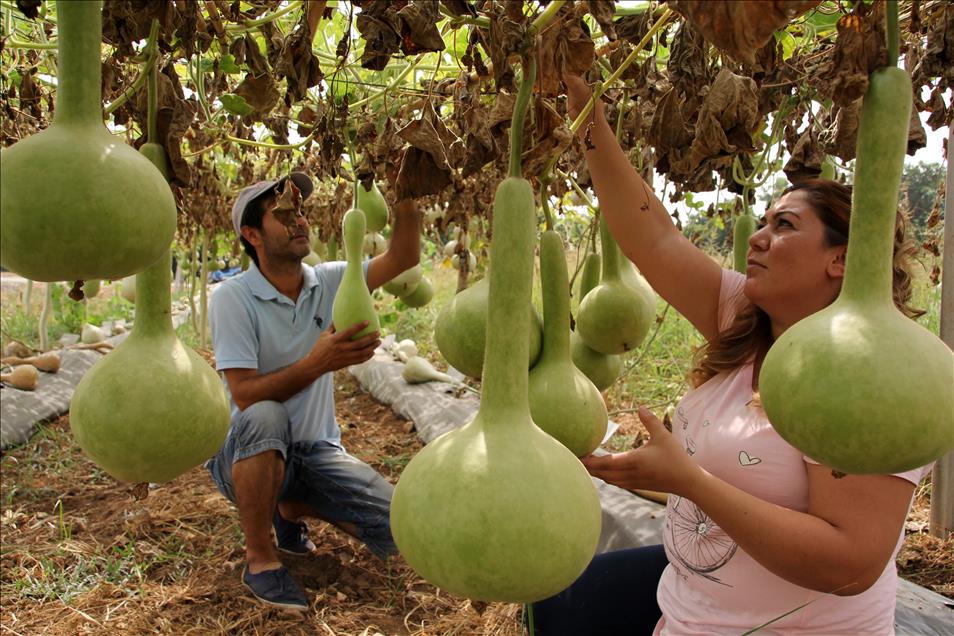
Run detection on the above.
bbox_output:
[208,260,371,445]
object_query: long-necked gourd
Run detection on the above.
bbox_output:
[529,231,608,456]
[332,208,379,339]
[0,1,175,282]
[69,60,229,482]
[577,216,655,354]
[571,251,622,390]
[355,181,389,232]
[733,211,757,274]
[759,27,953,474]
[434,276,543,378]
[390,63,601,602]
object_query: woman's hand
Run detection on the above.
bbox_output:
[563,74,604,125]
[581,406,704,497]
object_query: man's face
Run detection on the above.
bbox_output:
[256,180,311,263]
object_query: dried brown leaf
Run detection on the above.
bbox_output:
[668,0,820,65]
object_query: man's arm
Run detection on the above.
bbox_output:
[367,199,422,290]
[224,321,379,411]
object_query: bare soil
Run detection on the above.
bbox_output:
[1,362,950,636]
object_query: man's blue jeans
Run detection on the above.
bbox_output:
[206,400,397,559]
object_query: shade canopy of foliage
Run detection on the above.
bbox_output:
[1,1,950,248]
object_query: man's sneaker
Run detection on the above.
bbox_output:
[241,566,308,611]
[273,511,317,554]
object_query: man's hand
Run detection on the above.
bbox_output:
[306,321,380,375]
[581,406,704,497]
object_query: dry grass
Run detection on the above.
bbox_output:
[1,350,950,636]
[0,371,524,636]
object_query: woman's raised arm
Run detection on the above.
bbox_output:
[565,75,724,341]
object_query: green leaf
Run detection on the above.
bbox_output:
[219,94,255,116]
[774,30,798,61]
[218,54,242,74]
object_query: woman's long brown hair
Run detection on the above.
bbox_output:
[687,179,924,390]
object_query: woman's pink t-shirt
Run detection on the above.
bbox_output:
[653,269,931,635]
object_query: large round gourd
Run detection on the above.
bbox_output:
[529,231,607,456]
[0,1,175,282]
[434,276,542,378]
[355,181,389,232]
[391,176,601,602]
[759,66,953,473]
[577,217,655,354]
[332,209,379,339]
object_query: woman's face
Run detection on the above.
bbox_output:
[743,190,846,326]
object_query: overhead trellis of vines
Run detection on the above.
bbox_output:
[1,0,951,244]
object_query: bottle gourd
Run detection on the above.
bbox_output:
[571,251,622,391]
[529,231,608,456]
[69,120,229,482]
[577,217,655,354]
[332,208,379,339]
[390,64,601,602]
[434,276,542,378]
[759,65,953,473]
[355,181,389,232]
[0,1,175,282]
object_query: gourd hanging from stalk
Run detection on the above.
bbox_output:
[383,264,423,296]
[759,10,953,474]
[571,250,622,391]
[332,208,380,339]
[733,211,757,274]
[390,61,601,603]
[69,43,230,483]
[0,1,175,282]
[398,276,434,308]
[577,216,655,354]
[355,181,390,232]
[529,230,608,457]
[434,276,543,378]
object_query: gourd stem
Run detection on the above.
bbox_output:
[539,231,571,362]
[134,251,174,336]
[509,59,536,178]
[146,20,160,144]
[841,71,909,305]
[886,1,899,68]
[54,0,104,125]
[598,216,621,281]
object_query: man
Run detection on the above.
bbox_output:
[206,172,421,611]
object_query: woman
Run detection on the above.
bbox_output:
[530,76,932,635]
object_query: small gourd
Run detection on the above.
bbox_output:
[382,264,423,296]
[759,65,953,473]
[84,279,101,299]
[0,1,175,282]
[529,231,608,456]
[733,212,757,274]
[120,275,137,304]
[577,217,655,354]
[363,232,387,257]
[1,364,39,391]
[355,181,389,232]
[434,276,542,378]
[399,276,434,308]
[332,209,379,339]
[571,251,621,390]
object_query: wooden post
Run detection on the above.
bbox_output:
[930,127,953,539]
